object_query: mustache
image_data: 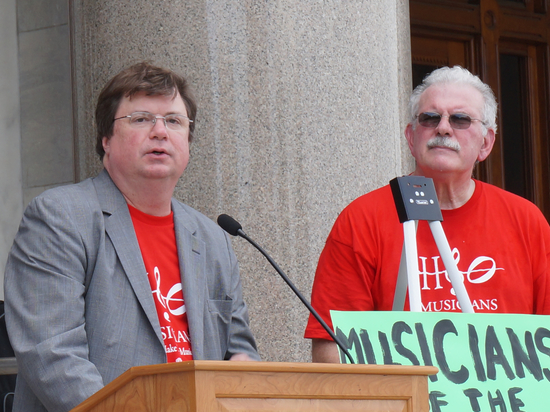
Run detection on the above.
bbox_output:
[427,136,461,152]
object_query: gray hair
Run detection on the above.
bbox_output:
[409,66,498,135]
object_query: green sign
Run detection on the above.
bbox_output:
[331,311,550,411]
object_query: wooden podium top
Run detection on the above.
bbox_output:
[72,361,438,412]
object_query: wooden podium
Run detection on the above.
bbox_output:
[71,361,437,412]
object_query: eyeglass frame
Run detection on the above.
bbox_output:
[415,112,485,130]
[113,111,193,131]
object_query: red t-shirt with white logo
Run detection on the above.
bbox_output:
[129,205,193,362]
[305,181,550,340]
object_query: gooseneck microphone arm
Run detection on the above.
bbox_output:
[217,214,355,364]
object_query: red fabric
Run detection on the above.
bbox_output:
[129,205,193,361]
[305,181,550,340]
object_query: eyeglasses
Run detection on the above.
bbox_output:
[416,112,483,130]
[113,111,193,131]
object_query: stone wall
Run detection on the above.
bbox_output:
[72,0,414,362]
[1,0,414,361]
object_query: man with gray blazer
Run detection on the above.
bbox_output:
[4,62,260,412]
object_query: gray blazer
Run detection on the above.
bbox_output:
[4,170,259,412]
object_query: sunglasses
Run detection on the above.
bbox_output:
[416,112,483,130]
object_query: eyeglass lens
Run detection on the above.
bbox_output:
[127,112,190,130]
[417,112,473,130]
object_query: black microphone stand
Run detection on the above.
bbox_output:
[230,224,355,364]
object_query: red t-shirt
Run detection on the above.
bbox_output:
[129,205,193,362]
[305,181,550,340]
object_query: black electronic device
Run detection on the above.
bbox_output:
[390,176,443,223]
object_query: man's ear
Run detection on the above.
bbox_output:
[404,123,415,156]
[477,128,496,162]
[102,136,110,155]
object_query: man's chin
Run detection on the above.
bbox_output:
[141,162,187,179]
[418,157,462,174]
[141,167,179,181]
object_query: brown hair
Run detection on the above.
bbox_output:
[95,62,197,160]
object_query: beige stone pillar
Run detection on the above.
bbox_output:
[72,0,414,362]
[0,0,23,300]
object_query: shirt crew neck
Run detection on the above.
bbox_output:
[127,204,174,226]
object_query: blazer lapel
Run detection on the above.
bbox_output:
[172,201,207,359]
[93,170,163,345]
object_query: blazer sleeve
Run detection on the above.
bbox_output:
[4,193,104,411]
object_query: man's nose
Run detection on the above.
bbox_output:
[150,116,169,138]
[436,115,453,135]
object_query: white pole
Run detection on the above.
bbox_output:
[428,220,475,313]
[403,220,422,312]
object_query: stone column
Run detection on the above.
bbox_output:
[0,0,73,299]
[72,0,414,362]
[0,0,23,300]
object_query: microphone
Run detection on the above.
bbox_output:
[217,214,355,364]
[217,213,243,236]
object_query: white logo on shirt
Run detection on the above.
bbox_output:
[418,247,504,295]
[151,266,186,317]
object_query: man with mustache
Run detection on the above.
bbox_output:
[4,62,259,411]
[304,66,550,362]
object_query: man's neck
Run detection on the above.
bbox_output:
[122,191,173,216]
[412,170,475,210]
[109,173,176,216]
[434,179,475,210]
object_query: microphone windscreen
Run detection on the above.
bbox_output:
[217,214,242,236]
